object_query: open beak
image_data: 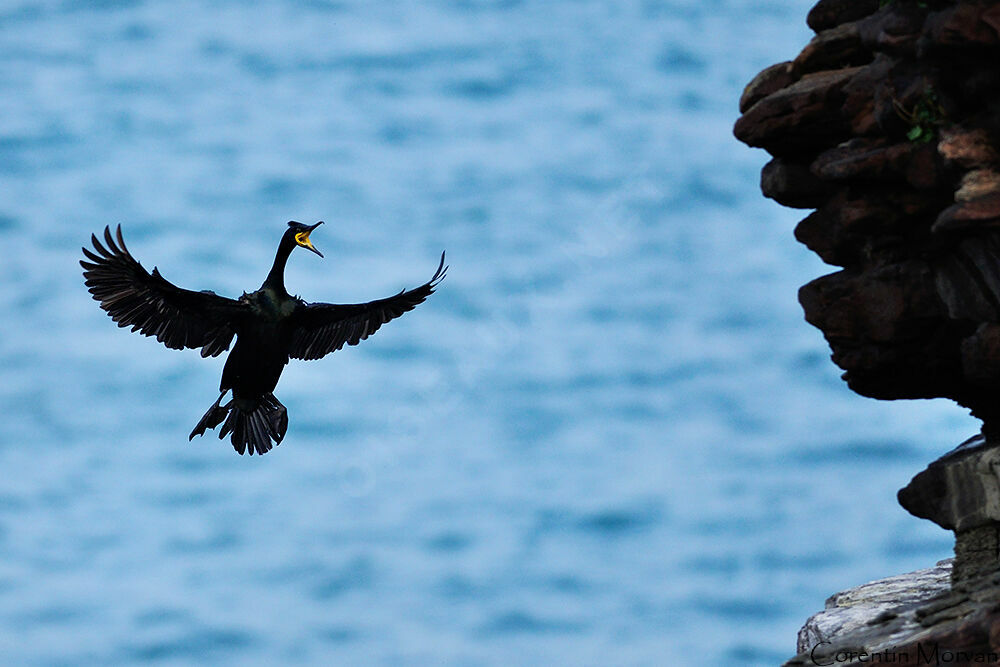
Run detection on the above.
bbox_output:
[300,221,324,257]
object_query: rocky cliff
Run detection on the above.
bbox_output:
[735,0,1000,431]
[735,0,1000,662]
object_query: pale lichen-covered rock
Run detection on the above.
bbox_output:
[795,560,953,655]
[787,559,1000,667]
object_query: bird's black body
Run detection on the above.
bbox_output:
[81,222,446,455]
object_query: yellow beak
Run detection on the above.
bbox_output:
[295,222,324,257]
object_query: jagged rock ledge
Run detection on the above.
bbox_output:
[785,559,1000,666]
[898,434,1000,583]
[793,560,952,663]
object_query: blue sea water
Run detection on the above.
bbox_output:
[0,0,974,664]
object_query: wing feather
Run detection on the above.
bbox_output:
[288,252,447,361]
[80,225,248,357]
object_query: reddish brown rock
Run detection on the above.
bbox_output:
[799,263,942,344]
[811,138,911,182]
[905,142,951,190]
[794,187,942,266]
[956,170,1000,202]
[961,324,1000,388]
[760,158,835,209]
[791,21,868,76]
[925,4,1000,49]
[733,0,1000,419]
[806,0,880,33]
[866,59,932,138]
[798,262,965,400]
[855,5,925,55]
[738,62,795,114]
[840,55,894,135]
[939,127,1000,170]
[933,193,1000,234]
[794,206,851,267]
[733,67,860,157]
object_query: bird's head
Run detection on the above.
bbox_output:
[286,220,324,258]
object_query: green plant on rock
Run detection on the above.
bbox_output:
[894,87,946,144]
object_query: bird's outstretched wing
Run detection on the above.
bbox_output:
[287,252,447,361]
[81,225,250,357]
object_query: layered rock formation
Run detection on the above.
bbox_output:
[794,560,953,659]
[735,0,1000,661]
[734,0,1000,430]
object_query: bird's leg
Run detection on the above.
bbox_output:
[263,393,288,443]
[189,391,231,440]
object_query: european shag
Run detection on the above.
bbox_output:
[81,222,446,455]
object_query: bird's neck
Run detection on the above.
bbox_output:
[262,233,296,295]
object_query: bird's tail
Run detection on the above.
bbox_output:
[189,392,288,456]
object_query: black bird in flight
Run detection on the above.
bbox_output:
[81,222,446,455]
